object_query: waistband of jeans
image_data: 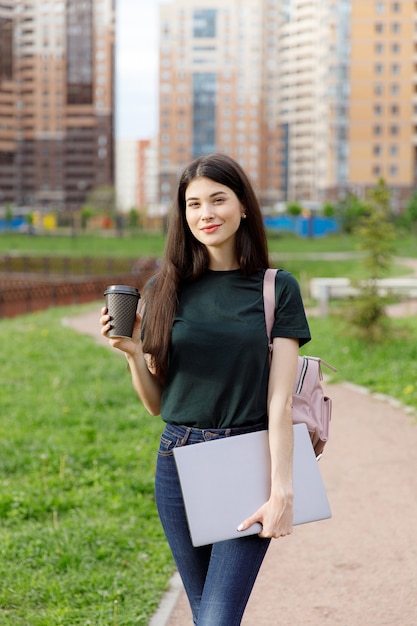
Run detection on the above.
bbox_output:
[163,421,267,444]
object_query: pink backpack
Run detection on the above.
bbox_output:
[263,269,336,459]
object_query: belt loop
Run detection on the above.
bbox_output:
[180,427,191,446]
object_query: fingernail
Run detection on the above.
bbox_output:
[237,524,244,532]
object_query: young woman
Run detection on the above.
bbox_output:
[100,153,310,625]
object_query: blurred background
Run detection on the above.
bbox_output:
[0,0,415,234]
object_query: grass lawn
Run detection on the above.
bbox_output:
[0,232,165,259]
[305,314,417,413]
[0,305,173,625]
[1,230,417,260]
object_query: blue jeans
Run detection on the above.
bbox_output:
[155,423,271,626]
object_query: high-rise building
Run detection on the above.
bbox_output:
[347,0,415,208]
[0,0,114,214]
[116,139,138,212]
[157,0,417,208]
[158,0,282,210]
[276,1,351,202]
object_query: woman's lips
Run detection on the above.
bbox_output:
[201,224,221,233]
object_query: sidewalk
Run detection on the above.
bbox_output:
[66,308,417,626]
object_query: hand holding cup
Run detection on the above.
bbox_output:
[101,285,142,355]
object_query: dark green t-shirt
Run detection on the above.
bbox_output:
[160,268,311,429]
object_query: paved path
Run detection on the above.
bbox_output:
[66,308,417,626]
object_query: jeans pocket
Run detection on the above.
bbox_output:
[158,431,181,457]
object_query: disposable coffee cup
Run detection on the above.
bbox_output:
[104,285,140,339]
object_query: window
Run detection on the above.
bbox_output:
[392,2,401,12]
[375,43,384,54]
[391,22,401,33]
[375,23,384,33]
[392,63,400,74]
[392,43,400,53]
[193,9,217,38]
[375,63,384,74]
[192,72,216,157]
[376,2,385,12]
[389,165,398,176]
[390,144,398,156]
[374,125,382,135]
[373,145,382,156]
[390,125,399,135]
[373,165,382,176]
[391,83,400,95]
[374,104,383,115]
[66,0,93,105]
[374,83,384,95]
[391,104,399,115]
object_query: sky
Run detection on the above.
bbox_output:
[116,0,167,140]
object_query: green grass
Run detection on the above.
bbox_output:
[0,232,165,259]
[1,230,417,260]
[304,314,417,414]
[0,305,173,625]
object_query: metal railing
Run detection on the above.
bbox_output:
[0,256,159,319]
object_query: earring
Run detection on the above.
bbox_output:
[242,213,247,219]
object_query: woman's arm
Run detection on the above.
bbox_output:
[100,307,163,415]
[238,336,299,538]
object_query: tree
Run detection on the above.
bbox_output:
[349,178,397,340]
[83,185,116,218]
[322,202,335,217]
[5,203,13,229]
[128,207,141,229]
[81,185,119,232]
[336,193,367,234]
[405,191,417,237]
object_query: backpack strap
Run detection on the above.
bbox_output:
[263,268,278,356]
[263,269,337,373]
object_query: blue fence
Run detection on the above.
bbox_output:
[264,215,339,238]
[0,217,26,231]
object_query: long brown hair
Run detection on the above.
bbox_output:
[142,153,269,382]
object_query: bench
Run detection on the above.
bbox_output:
[310,277,417,316]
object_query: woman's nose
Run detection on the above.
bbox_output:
[201,204,214,220]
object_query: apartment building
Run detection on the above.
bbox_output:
[156,0,417,207]
[115,139,138,212]
[0,0,114,214]
[348,0,416,208]
[158,0,282,210]
[276,1,347,202]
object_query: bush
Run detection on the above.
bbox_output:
[287,202,303,216]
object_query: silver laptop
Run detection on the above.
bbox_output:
[173,423,331,547]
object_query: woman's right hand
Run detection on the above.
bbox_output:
[100,306,143,357]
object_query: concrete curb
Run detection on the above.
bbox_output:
[148,573,183,626]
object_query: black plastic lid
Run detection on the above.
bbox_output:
[104,285,140,297]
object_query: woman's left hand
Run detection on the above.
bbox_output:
[237,491,294,539]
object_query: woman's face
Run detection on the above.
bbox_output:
[185,176,245,265]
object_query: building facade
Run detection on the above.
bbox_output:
[0,0,114,214]
[158,0,282,210]
[347,0,416,208]
[156,0,417,208]
[115,139,138,212]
